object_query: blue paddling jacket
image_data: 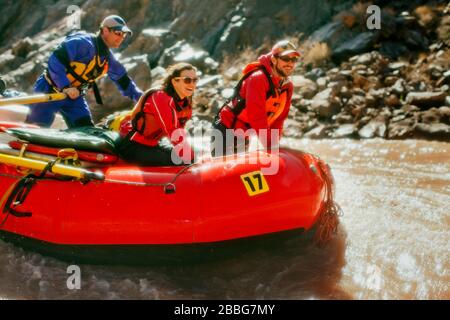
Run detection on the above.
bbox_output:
[45,32,142,103]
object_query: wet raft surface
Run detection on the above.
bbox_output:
[0,138,448,299]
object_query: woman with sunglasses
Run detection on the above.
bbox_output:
[117,62,198,166]
[212,40,299,156]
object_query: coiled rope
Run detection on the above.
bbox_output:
[313,161,343,246]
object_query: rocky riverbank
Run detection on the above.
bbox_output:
[0,0,448,141]
[194,1,450,141]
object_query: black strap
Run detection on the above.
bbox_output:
[1,160,58,219]
[227,66,277,128]
[117,74,131,91]
[131,88,159,135]
[92,82,103,105]
[230,67,276,107]
[261,67,276,98]
[89,35,109,104]
[53,43,87,86]
[2,177,35,218]
[131,101,146,135]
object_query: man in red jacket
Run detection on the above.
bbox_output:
[212,40,300,156]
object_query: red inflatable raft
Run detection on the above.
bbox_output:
[0,127,338,264]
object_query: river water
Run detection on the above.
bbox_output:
[0,138,448,299]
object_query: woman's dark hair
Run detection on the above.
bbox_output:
[162,62,197,100]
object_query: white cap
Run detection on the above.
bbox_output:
[100,15,132,36]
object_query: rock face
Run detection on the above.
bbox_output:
[309,3,435,62]
[0,0,349,58]
[333,32,377,62]
[291,39,449,141]
[0,0,349,119]
[159,40,219,73]
[0,0,448,142]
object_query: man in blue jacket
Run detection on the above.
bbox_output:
[26,15,143,127]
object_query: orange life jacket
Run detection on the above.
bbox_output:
[65,55,109,88]
[237,86,288,126]
[227,62,288,128]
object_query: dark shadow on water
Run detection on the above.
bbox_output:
[146,225,350,299]
[0,225,349,299]
[84,226,351,300]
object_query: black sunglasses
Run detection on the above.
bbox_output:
[277,56,299,63]
[108,28,128,38]
[174,77,199,85]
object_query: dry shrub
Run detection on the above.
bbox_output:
[303,42,331,67]
[342,14,357,28]
[352,73,370,90]
[352,1,371,27]
[438,15,450,45]
[414,5,437,28]
[352,2,370,16]
[334,11,357,28]
[220,47,258,81]
[333,2,371,29]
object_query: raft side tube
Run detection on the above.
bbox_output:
[194,149,326,242]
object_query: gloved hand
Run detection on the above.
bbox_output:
[63,87,80,100]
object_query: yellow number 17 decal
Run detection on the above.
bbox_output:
[240,171,269,196]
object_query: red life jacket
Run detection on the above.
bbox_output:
[226,62,289,128]
[127,88,192,145]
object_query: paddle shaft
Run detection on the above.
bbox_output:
[0,153,104,181]
[0,93,67,106]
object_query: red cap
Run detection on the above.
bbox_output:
[271,40,300,57]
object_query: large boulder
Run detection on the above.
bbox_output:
[292,75,318,99]
[405,92,447,109]
[303,124,328,139]
[358,115,387,139]
[387,117,417,139]
[332,32,378,62]
[11,37,37,58]
[310,88,342,118]
[0,50,24,73]
[0,0,77,50]
[159,40,219,73]
[309,21,359,52]
[122,28,176,68]
[413,123,450,140]
[331,123,357,138]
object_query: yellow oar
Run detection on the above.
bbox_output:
[0,93,67,107]
[0,153,104,181]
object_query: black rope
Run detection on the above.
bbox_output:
[104,162,198,193]
[0,160,61,226]
[0,160,197,228]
